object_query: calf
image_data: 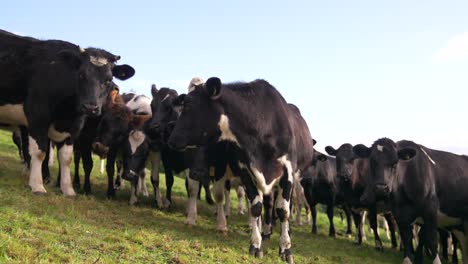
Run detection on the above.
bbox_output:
[300,150,353,237]
[167,77,314,263]
[353,138,468,264]
[0,29,135,196]
[325,143,398,251]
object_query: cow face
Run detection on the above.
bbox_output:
[326,144,356,184]
[59,48,135,116]
[147,85,180,143]
[310,150,328,178]
[121,130,151,181]
[167,77,223,150]
[353,138,400,202]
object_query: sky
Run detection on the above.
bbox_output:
[3,0,468,154]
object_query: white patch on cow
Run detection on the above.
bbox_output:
[420,147,436,165]
[0,104,28,126]
[250,216,262,249]
[161,94,170,102]
[126,95,152,116]
[377,145,384,152]
[218,115,239,146]
[129,131,146,154]
[99,158,105,174]
[278,155,294,183]
[402,257,413,264]
[28,136,46,194]
[185,170,199,226]
[89,56,108,67]
[279,220,292,252]
[188,77,204,93]
[437,210,462,227]
[58,144,76,196]
[432,254,441,264]
[48,125,71,142]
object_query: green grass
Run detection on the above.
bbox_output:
[0,130,407,263]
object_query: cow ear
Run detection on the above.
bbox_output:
[398,148,417,161]
[205,77,222,99]
[313,139,317,146]
[353,144,372,158]
[58,50,82,70]
[151,84,158,98]
[325,146,337,156]
[173,94,186,107]
[317,154,328,162]
[113,64,135,80]
[131,114,151,129]
[110,90,119,103]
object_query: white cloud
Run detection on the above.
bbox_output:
[432,32,468,63]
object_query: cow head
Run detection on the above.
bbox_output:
[309,150,328,178]
[325,144,357,185]
[58,47,135,116]
[353,138,417,203]
[147,85,181,143]
[167,77,223,151]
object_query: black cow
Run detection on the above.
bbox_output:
[300,150,353,237]
[0,29,135,196]
[325,143,398,251]
[167,77,314,263]
[353,138,468,264]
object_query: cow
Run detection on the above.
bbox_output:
[92,92,153,203]
[353,138,468,264]
[300,150,354,237]
[167,77,314,263]
[325,143,398,251]
[0,29,135,196]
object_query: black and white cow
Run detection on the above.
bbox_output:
[353,138,468,264]
[167,77,314,263]
[300,150,353,237]
[92,92,153,203]
[0,29,135,196]
[325,143,398,251]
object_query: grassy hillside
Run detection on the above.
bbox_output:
[0,130,406,263]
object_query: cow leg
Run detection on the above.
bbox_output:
[137,170,149,197]
[385,213,398,249]
[237,185,246,215]
[398,223,415,264]
[213,175,228,233]
[20,127,30,176]
[368,209,383,251]
[106,149,117,198]
[27,135,48,194]
[421,213,441,264]
[73,148,81,190]
[129,176,139,205]
[202,171,214,205]
[311,205,318,234]
[57,141,76,197]
[82,147,93,195]
[185,170,199,226]
[344,205,353,236]
[224,179,231,218]
[451,233,459,264]
[262,193,274,240]
[277,170,294,264]
[149,151,164,208]
[115,160,123,190]
[352,211,363,244]
[439,230,449,262]
[327,204,336,238]
[160,151,174,208]
[41,140,51,185]
[99,158,105,174]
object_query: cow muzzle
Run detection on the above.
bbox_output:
[92,142,109,158]
[81,103,100,116]
[374,184,390,199]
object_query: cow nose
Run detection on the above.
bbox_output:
[92,142,109,158]
[374,184,390,198]
[81,103,99,116]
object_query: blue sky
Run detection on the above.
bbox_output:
[3,0,468,154]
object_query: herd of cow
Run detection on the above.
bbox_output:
[0,29,467,264]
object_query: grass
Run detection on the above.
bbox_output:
[0,130,408,263]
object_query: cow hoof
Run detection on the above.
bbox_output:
[217,229,228,236]
[354,240,362,246]
[312,226,318,234]
[375,246,384,252]
[402,257,412,264]
[238,209,246,215]
[32,190,47,196]
[280,249,293,263]
[161,199,171,209]
[43,177,51,185]
[206,196,214,205]
[62,188,76,197]
[329,231,336,238]
[73,182,80,190]
[249,245,263,258]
